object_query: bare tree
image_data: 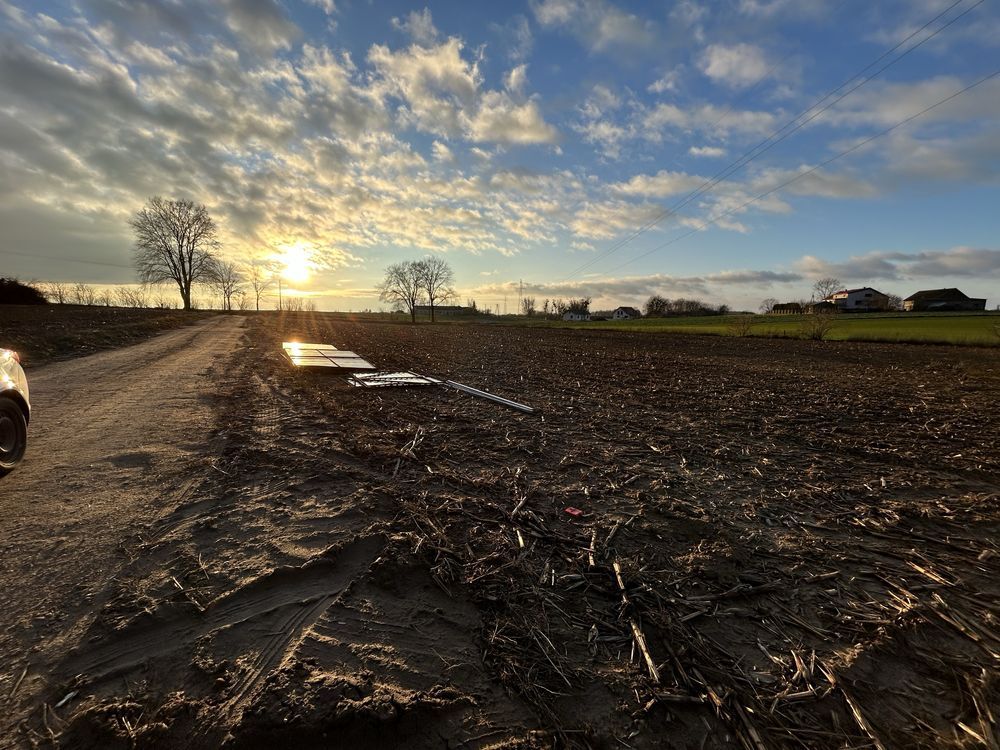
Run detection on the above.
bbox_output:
[247,260,272,311]
[235,291,249,311]
[521,296,536,316]
[116,286,148,308]
[97,288,115,306]
[71,282,97,306]
[378,261,424,323]
[812,277,842,301]
[211,260,244,311]
[759,297,779,314]
[44,281,69,304]
[415,257,456,322]
[886,293,903,311]
[130,197,221,310]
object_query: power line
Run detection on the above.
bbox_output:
[559,0,982,283]
[600,70,1000,277]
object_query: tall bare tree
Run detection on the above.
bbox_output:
[130,197,221,310]
[521,296,536,316]
[759,297,779,314]
[247,260,272,311]
[416,256,456,322]
[812,277,842,301]
[378,261,424,323]
[211,260,244,311]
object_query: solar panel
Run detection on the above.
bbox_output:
[282,342,374,369]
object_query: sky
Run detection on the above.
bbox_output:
[0,0,998,312]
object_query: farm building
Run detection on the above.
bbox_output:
[902,288,987,312]
[805,301,838,314]
[825,287,890,312]
[612,306,641,320]
[562,311,591,321]
[771,303,803,314]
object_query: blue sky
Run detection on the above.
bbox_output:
[0,0,998,311]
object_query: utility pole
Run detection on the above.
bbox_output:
[518,279,523,316]
[504,295,507,315]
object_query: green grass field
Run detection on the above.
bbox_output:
[510,311,1000,346]
[270,309,1000,346]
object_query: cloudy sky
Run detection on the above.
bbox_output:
[1,0,998,311]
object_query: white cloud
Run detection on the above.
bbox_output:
[689,145,726,157]
[642,101,777,139]
[391,7,439,47]
[532,0,655,53]
[648,68,682,94]
[222,0,301,55]
[431,140,454,162]
[795,247,1000,281]
[307,0,337,16]
[699,43,771,88]
[611,170,706,197]
[469,91,559,145]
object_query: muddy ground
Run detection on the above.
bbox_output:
[8,312,1000,748]
[0,305,211,367]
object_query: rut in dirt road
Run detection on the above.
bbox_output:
[0,315,245,738]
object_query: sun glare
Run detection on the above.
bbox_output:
[276,243,313,283]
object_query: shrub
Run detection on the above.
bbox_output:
[801,313,836,340]
[728,315,754,337]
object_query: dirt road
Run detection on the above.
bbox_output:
[0,315,244,738]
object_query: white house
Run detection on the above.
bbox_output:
[562,311,590,321]
[612,306,641,320]
[825,287,889,312]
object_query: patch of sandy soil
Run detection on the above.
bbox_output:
[7,312,1000,749]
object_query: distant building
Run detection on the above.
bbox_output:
[805,301,838,314]
[612,306,642,320]
[771,302,803,314]
[825,287,890,312]
[562,311,591,321]
[903,288,987,312]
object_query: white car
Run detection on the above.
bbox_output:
[0,348,30,475]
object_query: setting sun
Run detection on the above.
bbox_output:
[275,242,313,284]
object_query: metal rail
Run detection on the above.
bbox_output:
[442,380,536,414]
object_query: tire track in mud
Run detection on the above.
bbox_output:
[61,535,385,686]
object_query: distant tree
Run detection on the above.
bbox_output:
[886,293,903,311]
[812,277,842,301]
[235,291,250,311]
[44,281,69,304]
[645,294,670,317]
[0,278,48,305]
[521,296,536,316]
[717,303,730,315]
[759,297,779,314]
[116,286,148,308]
[212,260,244,311]
[416,257,456,322]
[542,298,550,317]
[97,288,115,306]
[71,282,97,306]
[378,261,424,323]
[466,298,478,312]
[130,197,221,310]
[566,297,591,313]
[247,260,272,311]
